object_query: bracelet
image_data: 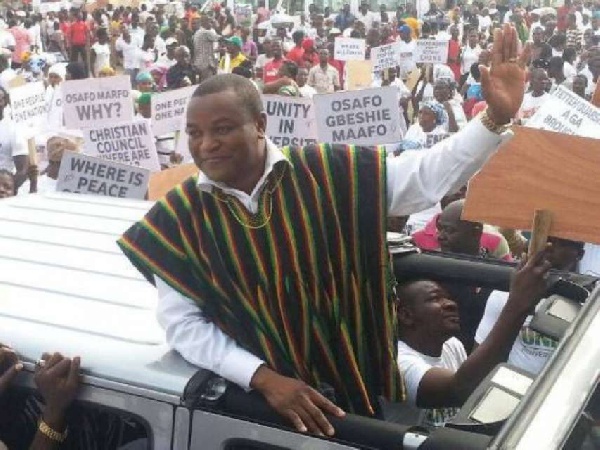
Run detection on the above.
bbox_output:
[480,108,511,135]
[38,420,68,443]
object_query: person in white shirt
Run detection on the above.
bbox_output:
[118,26,528,438]
[395,253,551,428]
[402,101,449,150]
[129,14,146,49]
[116,27,141,84]
[0,87,28,190]
[461,30,482,84]
[355,3,376,31]
[45,63,66,130]
[297,67,317,98]
[516,68,550,123]
[475,238,585,376]
[397,25,417,80]
[478,8,493,35]
[0,55,17,91]
[90,28,111,77]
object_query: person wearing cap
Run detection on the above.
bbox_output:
[158,37,179,67]
[219,35,247,74]
[397,24,417,80]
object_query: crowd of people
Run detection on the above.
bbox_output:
[0,0,599,447]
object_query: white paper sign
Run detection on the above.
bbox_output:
[313,86,403,145]
[10,81,47,127]
[371,41,402,73]
[526,86,600,139]
[62,75,134,129]
[56,152,149,199]
[263,95,318,147]
[151,86,195,136]
[334,37,366,61]
[83,119,161,172]
[413,39,449,64]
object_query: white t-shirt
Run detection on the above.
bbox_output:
[116,37,141,70]
[397,338,467,427]
[0,117,28,172]
[461,44,482,75]
[356,10,376,30]
[299,84,317,98]
[255,54,273,70]
[475,290,558,375]
[403,123,449,149]
[91,42,111,75]
[478,15,493,33]
[517,92,550,123]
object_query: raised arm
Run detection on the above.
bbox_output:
[387,25,528,217]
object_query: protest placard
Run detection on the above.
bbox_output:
[151,86,195,136]
[334,37,366,61]
[83,119,161,172]
[263,95,318,147]
[526,86,600,139]
[371,42,402,73]
[61,75,134,129]
[9,81,47,127]
[56,152,149,200]
[413,39,449,64]
[346,60,373,90]
[313,86,403,145]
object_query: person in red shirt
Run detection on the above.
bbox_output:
[263,39,287,83]
[326,41,344,87]
[69,11,90,76]
[286,30,305,66]
[301,38,319,67]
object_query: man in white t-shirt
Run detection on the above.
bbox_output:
[116,28,141,84]
[395,250,551,428]
[355,3,376,31]
[475,238,585,375]
[517,68,550,123]
[0,87,28,190]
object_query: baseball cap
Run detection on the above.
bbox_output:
[165,37,178,46]
[226,36,243,48]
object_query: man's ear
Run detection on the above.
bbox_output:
[397,303,415,327]
[256,111,267,139]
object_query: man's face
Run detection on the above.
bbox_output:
[584,28,594,44]
[272,41,283,58]
[297,68,308,86]
[468,31,478,46]
[399,281,461,336]
[531,71,549,93]
[192,17,201,31]
[418,108,436,131]
[436,215,480,255]
[533,27,543,43]
[572,76,587,95]
[186,91,266,186]
[319,49,329,63]
[433,82,450,102]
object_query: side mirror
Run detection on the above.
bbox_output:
[446,364,535,436]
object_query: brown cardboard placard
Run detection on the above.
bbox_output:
[463,126,600,244]
[148,163,198,201]
[346,60,373,91]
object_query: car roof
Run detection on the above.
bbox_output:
[0,193,198,401]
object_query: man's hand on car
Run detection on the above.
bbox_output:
[507,248,553,315]
[250,365,345,436]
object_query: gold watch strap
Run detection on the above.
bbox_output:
[39,420,68,443]
[480,109,511,134]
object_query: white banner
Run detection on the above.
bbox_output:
[62,75,134,129]
[334,37,366,61]
[413,39,449,64]
[83,119,161,172]
[526,86,600,139]
[313,86,403,145]
[56,152,149,200]
[10,81,47,127]
[151,86,195,136]
[263,95,318,147]
[370,41,402,73]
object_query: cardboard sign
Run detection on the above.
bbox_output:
[526,86,600,139]
[83,119,161,172]
[463,127,600,244]
[334,37,366,61]
[263,95,318,147]
[10,81,47,127]
[61,75,134,129]
[151,86,195,136]
[313,86,403,145]
[346,60,373,90]
[413,39,449,64]
[371,42,402,73]
[56,152,149,200]
[148,163,198,201]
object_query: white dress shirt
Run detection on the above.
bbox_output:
[156,120,511,389]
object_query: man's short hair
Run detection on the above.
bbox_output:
[192,74,263,119]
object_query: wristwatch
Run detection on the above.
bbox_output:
[39,420,68,443]
[480,109,511,134]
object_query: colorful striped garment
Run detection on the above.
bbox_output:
[118,144,405,415]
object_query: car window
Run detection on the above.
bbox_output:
[563,382,600,450]
[0,387,150,450]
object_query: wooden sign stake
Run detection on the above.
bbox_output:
[528,209,553,258]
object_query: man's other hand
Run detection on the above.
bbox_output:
[0,344,22,396]
[508,248,552,314]
[250,365,345,436]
